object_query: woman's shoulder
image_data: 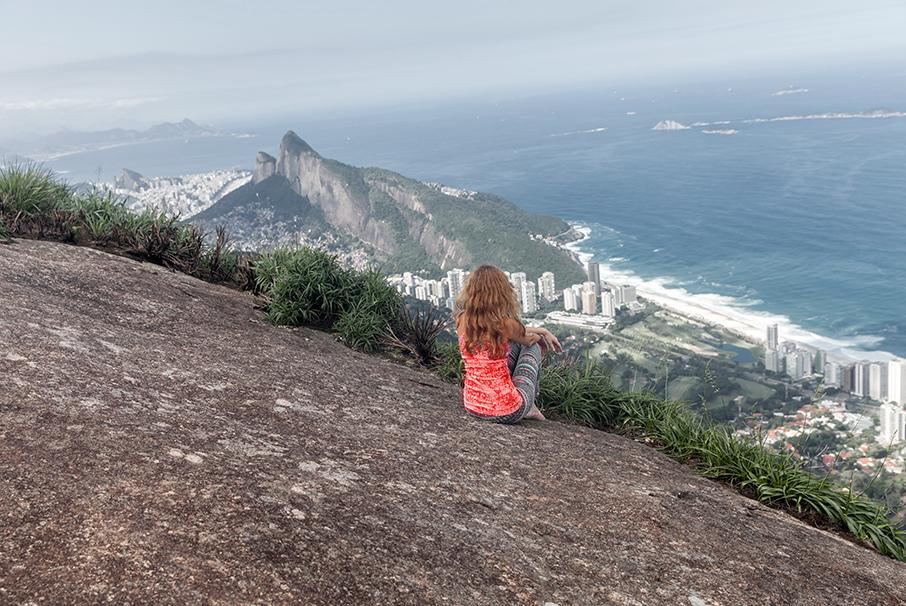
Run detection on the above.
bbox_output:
[501,317,525,338]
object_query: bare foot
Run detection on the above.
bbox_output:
[524,405,546,421]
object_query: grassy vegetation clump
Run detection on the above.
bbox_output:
[0,163,70,220]
[255,247,403,351]
[334,304,390,352]
[433,342,465,384]
[0,163,244,284]
[385,304,450,366]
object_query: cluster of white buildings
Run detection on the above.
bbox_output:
[762,324,906,445]
[108,168,252,219]
[561,261,638,318]
[390,259,639,326]
[763,330,824,382]
[391,268,558,314]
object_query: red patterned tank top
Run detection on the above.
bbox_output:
[458,336,522,417]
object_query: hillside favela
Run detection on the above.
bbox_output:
[2,2,906,605]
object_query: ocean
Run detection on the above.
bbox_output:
[39,78,906,361]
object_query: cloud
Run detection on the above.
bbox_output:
[0,96,163,111]
[771,87,809,96]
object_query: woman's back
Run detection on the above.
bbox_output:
[459,336,522,417]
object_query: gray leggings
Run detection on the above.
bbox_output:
[489,341,543,425]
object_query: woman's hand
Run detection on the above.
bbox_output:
[527,327,562,353]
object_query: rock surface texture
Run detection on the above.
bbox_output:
[1,239,904,605]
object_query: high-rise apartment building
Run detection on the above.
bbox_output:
[870,362,888,402]
[537,272,556,302]
[765,350,782,373]
[853,361,871,397]
[520,281,538,314]
[447,269,466,301]
[766,324,779,351]
[880,403,906,444]
[586,261,601,296]
[620,285,637,305]
[582,290,597,315]
[563,287,579,311]
[600,290,616,318]
[889,359,906,405]
[824,362,842,388]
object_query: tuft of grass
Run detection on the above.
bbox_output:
[256,248,402,348]
[538,356,620,427]
[257,247,356,327]
[434,342,464,384]
[200,226,239,282]
[335,304,389,352]
[347,268,403,324]
[0,162,70,218]
[69,191,126,242]
[385,304,449,365]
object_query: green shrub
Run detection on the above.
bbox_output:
[253,248,297,293]
[66,191,131,243]
[256,248,402,345]
[538,357,620,427]
[0,162,70,217]
[434,342,464,384]
[347,268,402,323]
[335,304,388,352]
[257,248,355,327]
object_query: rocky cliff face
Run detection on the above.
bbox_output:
[2,239,906,605]
[114,168,149,192]
[276,131,398,255]
[253,151,276,184]
[200,131,585,281]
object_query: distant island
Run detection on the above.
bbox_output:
[15,119,254,161]
[652,120,691,131]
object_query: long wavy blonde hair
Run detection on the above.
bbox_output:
[455,265,522,358]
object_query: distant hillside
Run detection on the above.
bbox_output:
[200,131,585,281]
[14,119,250,161]
[192,171,335,250]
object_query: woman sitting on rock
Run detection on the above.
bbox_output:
[455,265,562,424]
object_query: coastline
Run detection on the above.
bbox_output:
[563,223,895,365]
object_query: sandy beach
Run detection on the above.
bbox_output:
[564,225,895,365]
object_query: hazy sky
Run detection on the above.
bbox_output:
[1,0,904,138]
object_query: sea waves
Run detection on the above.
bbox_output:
[564,222,895,364]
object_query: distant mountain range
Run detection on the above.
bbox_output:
[192,131,585,281]
[9,119,252,161]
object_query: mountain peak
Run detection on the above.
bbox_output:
[253,151,277,183]
[280,130,318,156]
